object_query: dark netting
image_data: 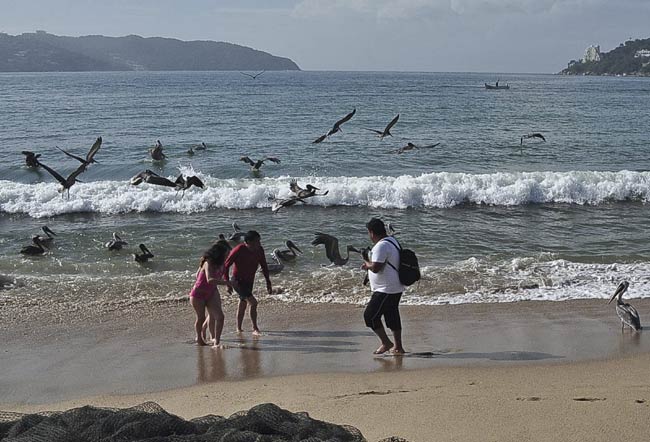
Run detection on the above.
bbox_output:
[0,402,408,442]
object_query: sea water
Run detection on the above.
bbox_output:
[1,71,650,308]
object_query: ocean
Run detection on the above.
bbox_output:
[2,70,650,310]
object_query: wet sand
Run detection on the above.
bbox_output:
[2,299,650,441]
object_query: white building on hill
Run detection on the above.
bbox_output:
[634,49,650,58]
[582,45,601,63]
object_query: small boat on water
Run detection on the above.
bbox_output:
[485,82,510,90]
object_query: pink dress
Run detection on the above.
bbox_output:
[189,264,226,301]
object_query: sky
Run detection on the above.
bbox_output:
[1,0,649,73]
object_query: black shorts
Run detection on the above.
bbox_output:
[364,291,402,331]
[232,279,254,301]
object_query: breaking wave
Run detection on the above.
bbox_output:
[1,169,649,217]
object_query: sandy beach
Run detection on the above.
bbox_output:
[2,298,650,441]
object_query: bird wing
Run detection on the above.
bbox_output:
[254,70,265,78]
[420,142,441,149]
[185,176,205,189]
[618,304,642,330]
[363,128,384,135]
[66,162,88,183]
[37,161,68,185]
[289,179,303,194]
[313,134,327,144]
[311,232,341,264]
[144,174,176,187]
[265,157,281,164]
[240,72,255,79]
[86,136,102,163]
[332,108,356,130]
[240,156,255,166]
[22,151,36,158]
[55,146,87,164]
[534,133,546,142]
[384,114,400,134]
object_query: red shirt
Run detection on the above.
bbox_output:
[224,243,269,284]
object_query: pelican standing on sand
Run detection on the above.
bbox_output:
[608,281,642,332]
[364,114,399,139]
[105,232,128,251]
[311,232,360,266]
[20,236,47,256]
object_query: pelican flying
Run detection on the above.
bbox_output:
[55,136,102,170]
[289,179,329,199]
[364,114,399,139]
[240,156,281,172]
[312,108,356,143]
[520,133,546,145]
[608,281,642,332]
[130,170,204,192]
[311,232,360,266]
[240,70,265,80]
[390,142,440,154]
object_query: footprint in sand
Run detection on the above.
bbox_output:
[635,399,646,404]
[517,396,541,401]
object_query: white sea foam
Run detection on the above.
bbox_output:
[1,170,649,217]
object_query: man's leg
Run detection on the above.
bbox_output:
[364,292,393,354]
[236,299,247,333]
[248,295,261,335]
[385,294,405,354]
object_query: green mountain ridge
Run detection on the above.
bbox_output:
[560,38,650,76]
[0,31,300,72]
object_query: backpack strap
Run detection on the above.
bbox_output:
[380,237,401,272]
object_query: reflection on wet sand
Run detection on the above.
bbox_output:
[196,346,227,383]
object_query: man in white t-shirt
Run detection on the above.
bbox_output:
[361,218,406,355]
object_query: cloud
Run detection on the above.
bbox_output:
[291,0,609,20]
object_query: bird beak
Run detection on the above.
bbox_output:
[292,244,303,254]
[608,283,627,304]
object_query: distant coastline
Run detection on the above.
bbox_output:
[560,37,650,77]
[0,31,300,72]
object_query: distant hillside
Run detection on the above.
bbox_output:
[0,31,300,72]
[560,38,650,76]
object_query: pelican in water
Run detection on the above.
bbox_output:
[105,232,128,251]
[266,250,285,274]
[22,151,41,168]
[240,70,265,80]
[149,140,166,161]
[229,222,246,242]
[130,170,204,192]
[20,236,47,256]
[195,142,207,151]
[273,240,302,262]
[390,141,440,154]
[289,179,329,199]
[55,137,102,170]
[364,114,399,139]
[312,108,356,143]
[186,147,195,156]
[240,156,281,172]
[134,244,154,263]
[36,226,57,246]
[520,133,546,145]
[608,281,641,332]
[311,232,360,266]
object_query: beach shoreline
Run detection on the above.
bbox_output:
[3,298,650,440]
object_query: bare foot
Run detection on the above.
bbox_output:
[236,329,244,334]
[373,343,393,355]
[196,339,208,346]
[252,329,262,337]
[390,347,406,355]
[212,343,229,349]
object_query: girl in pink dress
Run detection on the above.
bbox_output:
[189,242,231,346]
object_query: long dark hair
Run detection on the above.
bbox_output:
[198,242,229,269]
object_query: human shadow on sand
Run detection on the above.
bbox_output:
[264,330,376,338]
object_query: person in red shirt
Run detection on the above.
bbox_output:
[224,230,272,335]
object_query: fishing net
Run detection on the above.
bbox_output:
[0,402,397,442]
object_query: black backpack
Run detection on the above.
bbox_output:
[383,237,421,286]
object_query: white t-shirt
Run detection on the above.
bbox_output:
[368,236,405,294]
